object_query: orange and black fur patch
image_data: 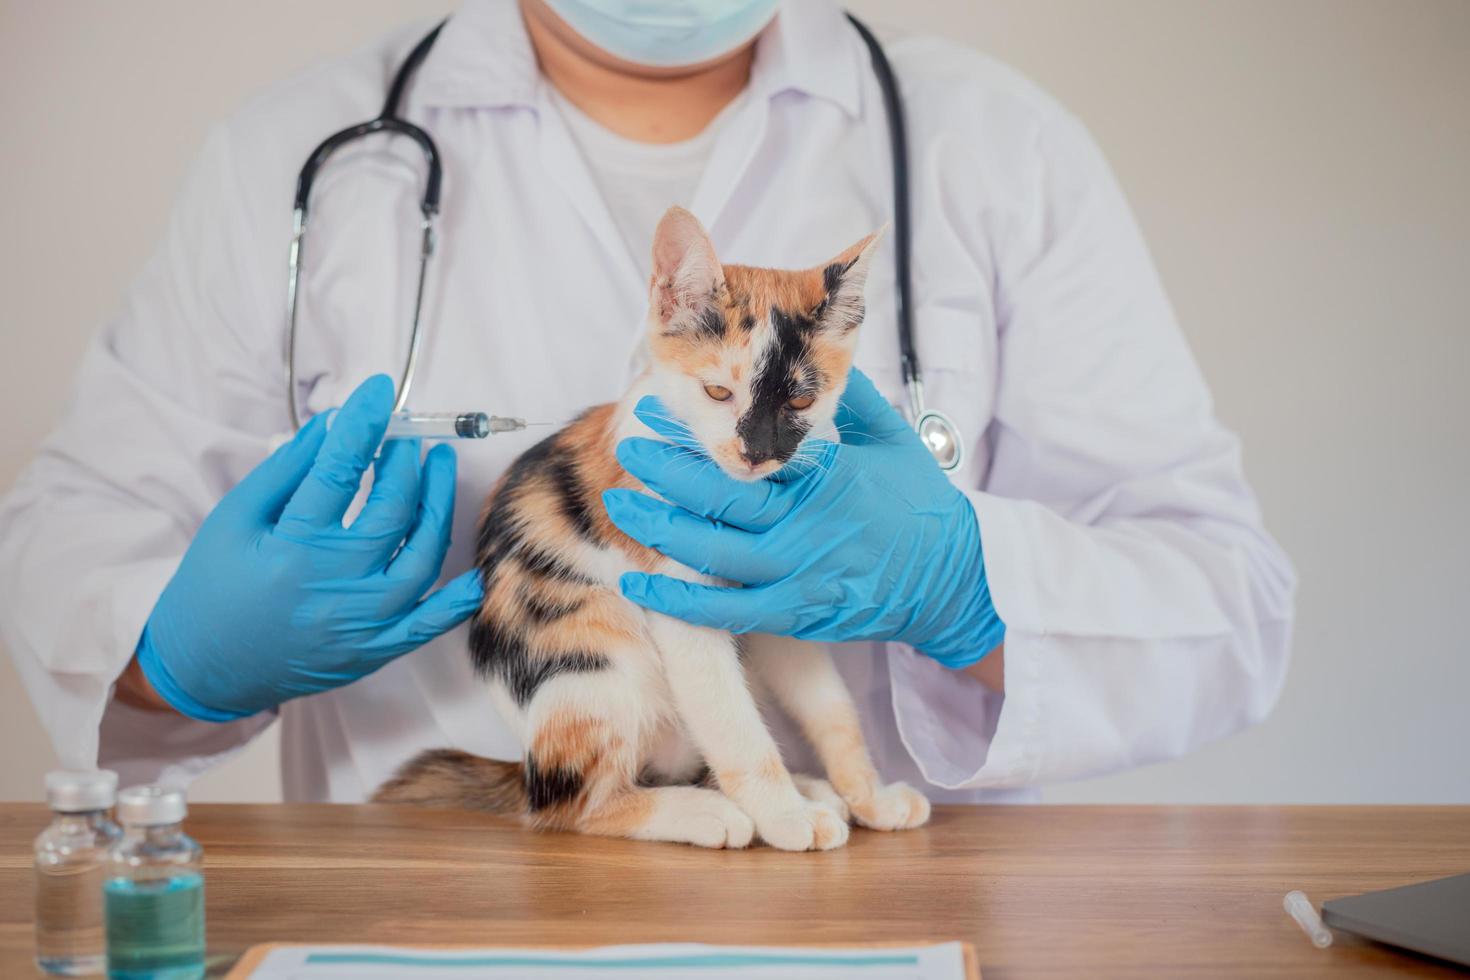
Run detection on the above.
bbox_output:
[472,406,647,701]
[452,406,654,826]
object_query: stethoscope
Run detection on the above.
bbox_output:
[286,14,966,472]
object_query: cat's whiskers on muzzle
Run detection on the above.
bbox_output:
[711,444,783,482]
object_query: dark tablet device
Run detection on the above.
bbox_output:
[1321,872,1470,967]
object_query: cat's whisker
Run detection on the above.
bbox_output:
[645,427,698,445]
[638,412,691,430]
[780,452,831,478]
[800,449,839,473]
[670,459,714,480]
[632,410,698,438]
[795,459,833,478]
[832,423,883,445]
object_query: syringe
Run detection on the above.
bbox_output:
[384,411,531,440]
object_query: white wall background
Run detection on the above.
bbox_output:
[1,1,1466,804]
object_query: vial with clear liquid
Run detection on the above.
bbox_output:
[34,769,123,976]
[104,785,205,980]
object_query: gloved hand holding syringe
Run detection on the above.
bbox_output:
[134,375,555,722]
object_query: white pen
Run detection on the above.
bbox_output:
[1283,890,1334,949]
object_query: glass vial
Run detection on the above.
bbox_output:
[34,770,122,976]
[104,786,205,980]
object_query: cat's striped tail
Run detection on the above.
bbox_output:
[372,749,527,815]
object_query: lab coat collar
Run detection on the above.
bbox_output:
[416,0,863,118]
[415,0,539,109]
[749,1,864,118]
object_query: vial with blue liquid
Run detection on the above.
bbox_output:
[104,785,205,980]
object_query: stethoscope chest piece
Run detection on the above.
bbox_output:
[916,409,964,472]
[903,375,964,473]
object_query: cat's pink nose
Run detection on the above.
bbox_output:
[740,449,778,466]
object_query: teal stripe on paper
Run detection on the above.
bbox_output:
[304,951,920,970]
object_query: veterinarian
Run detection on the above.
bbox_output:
[0,0,1294,802]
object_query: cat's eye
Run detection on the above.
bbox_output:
[787,394,816,411]
[704,384,733,402]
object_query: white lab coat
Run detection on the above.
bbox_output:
[0,0,1295,803]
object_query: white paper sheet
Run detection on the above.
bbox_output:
[241,942,968,980]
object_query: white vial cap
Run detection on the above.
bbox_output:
[116,784,188,826]
[45,770,119,812]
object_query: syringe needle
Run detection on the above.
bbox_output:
[382,413,564,440]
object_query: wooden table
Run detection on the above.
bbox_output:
[2,804,1467,978]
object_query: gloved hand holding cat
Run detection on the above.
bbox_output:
[606,368,1006,669]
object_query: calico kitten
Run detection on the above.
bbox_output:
[374,207,930,850]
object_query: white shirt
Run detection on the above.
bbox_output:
[550,85,740,275]
[0,0,1295,803]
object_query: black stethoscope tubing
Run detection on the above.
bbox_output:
[844,16,914,396]
[294,23,445,217]
[288,14,965,471]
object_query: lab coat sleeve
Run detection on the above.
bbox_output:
[888,111,1297,790]
[0,125,284,776]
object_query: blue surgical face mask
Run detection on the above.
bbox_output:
[542,0,781,69]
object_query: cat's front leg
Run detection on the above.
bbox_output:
[746,633,931,831]
[645,612,848,851]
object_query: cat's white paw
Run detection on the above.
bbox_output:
[847,781,931,831]
[756,800,850,851]
[792,774,850,823]
[682,795,756,849]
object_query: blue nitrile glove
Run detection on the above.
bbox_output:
[603,368,1004,668]
[136,375,483,721]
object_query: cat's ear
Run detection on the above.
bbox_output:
[815,226,885,333]
[650,206,723,334]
